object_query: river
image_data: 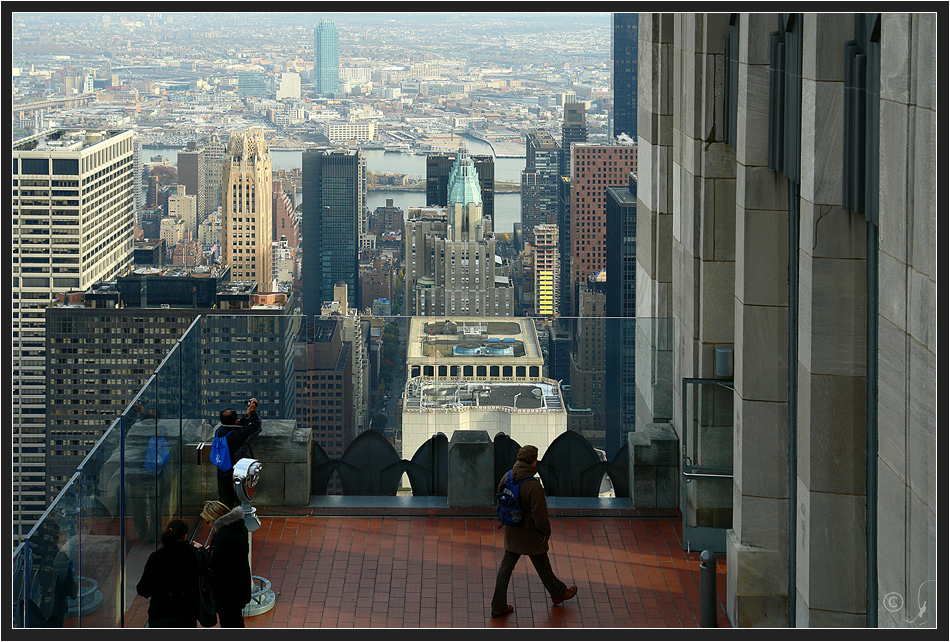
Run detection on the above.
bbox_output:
[142,134,525,235]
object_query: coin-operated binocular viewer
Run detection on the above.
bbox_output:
[232,458,275,616]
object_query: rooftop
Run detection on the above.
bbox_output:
[113,508,730,629]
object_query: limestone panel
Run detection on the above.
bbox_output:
[712,178,737,261]
[737,164,788,213]
[735,207,788,308]
[738,13,776,66]
[875,463,907,625]
[733,397,788,500]
[907,268,935,354]
[877,251,908,334]
[673,243,698,339]
[797,367,866,495]
[906,340,936,507]
[798,202,866,261]
[802,609,868,627]
[876,318,907,480]
[880,13,913,104]
[734,303,788,403]
[878,98,909,262]
[907,489,938,628]
[636,203,656,280]
[800,490,867,615]
[733,485,789,555]
[699,259,735,345]
[913,14,936,112]
[798,253,867,377]
[725,528,789,627]
[735,62,772,168]
[912,105,936,281]
[802,13,851,82]
[799,79,844,205]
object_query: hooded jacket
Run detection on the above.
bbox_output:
[498,459,551,556]
[207,506,252,610]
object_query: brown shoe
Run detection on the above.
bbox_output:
[491,605,514,618]
[552,585,577,604]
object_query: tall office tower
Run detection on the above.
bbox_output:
[272,180,299,247]
[177,141,206,223]
[133,136,144,228]
[533,223,559,317]
[222,129,274,290]
[520,130,560,246]
[13,128,135,540]
[405,148,513,317]
[167,184,198,240]
[568,271,608,449]
[569,143,637,316]
[45,271,298,502]
[314,19,340,96]
[276,72,301,100]
[611,13,639,140]
[557,175,573,317]
[301,148,366,318]
[604,172,638,457]
[203,132,226,216]
[559,102,588,178]
[425,152,495,223]
[237,71,268,99]
[294,318,355,472]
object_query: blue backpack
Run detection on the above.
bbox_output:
[496,470,531,528]
[209,426,232,473]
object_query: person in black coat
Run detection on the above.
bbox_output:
[214,399,262,508]
[136,519,200,627]
[198,500,252,628]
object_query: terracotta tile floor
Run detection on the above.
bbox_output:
[124,515,730,629]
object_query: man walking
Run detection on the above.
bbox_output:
[490,444,577,618]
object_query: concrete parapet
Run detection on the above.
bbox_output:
[446,430,494,508]
[628,423,679,509]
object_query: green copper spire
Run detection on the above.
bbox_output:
[446,146,482,207]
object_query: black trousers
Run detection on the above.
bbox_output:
[217,475,239,509]
[217,605,245,628]
[491,549,568,613]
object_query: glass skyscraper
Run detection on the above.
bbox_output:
[314,19,340,96]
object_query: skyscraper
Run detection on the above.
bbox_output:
[177,141,206,223]
[406,148,512,317]
[569,143,637,315]
[605,172,638,457]
[559,102,588,178]
[426,152,495,222]
[222,129,274,289]
[314,19,340,96]
[521,130,560,247]
[203,132,226,216]
[533,223,559,317]
[13,128,136,540]
[301,148,366,318]
[611,13,639,140]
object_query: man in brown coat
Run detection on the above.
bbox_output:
[490,444,577,618]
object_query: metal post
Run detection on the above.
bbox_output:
[700,550,718,627]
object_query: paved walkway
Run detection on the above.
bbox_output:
[126,515,730,629]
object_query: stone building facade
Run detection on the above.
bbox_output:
[636,13,935,628]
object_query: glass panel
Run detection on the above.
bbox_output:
[20,476,81,628]
[178,317,209,522]
[153,339,182,533]
[12,543,27,627]
[75,419,123,627]
[683,381,734,530]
